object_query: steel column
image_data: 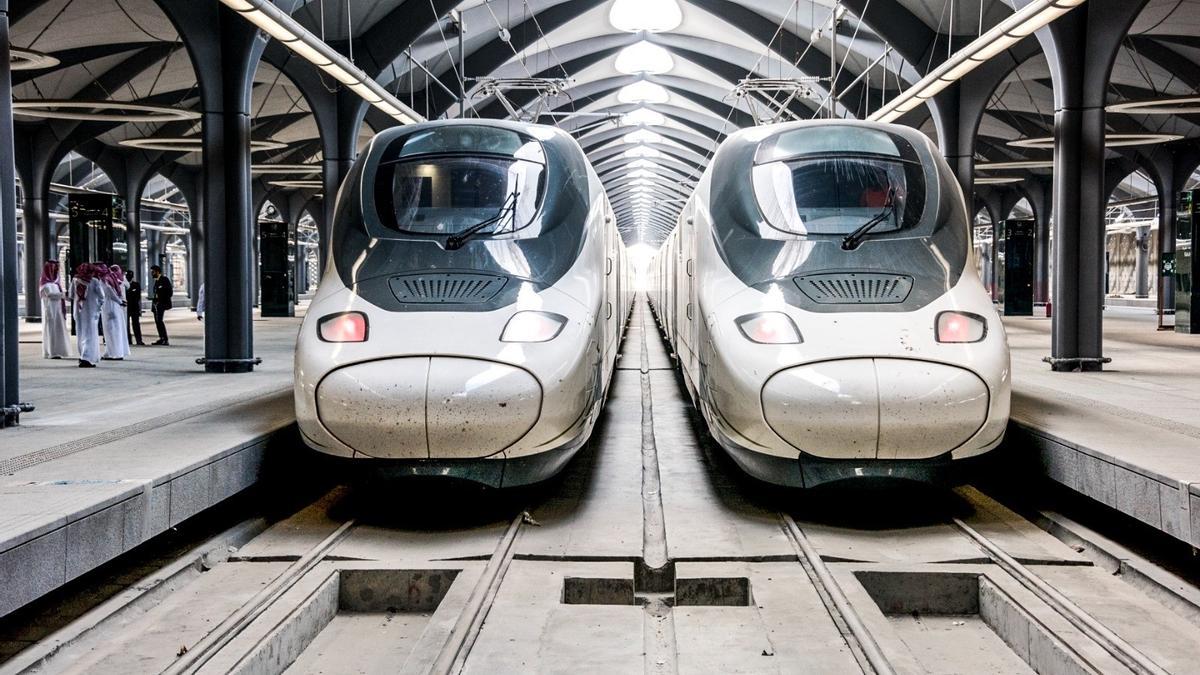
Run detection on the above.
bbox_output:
[1134,225,1150,298]
[1036,0,1147,371]
[0,0,27,426]
[1034,200,1051,306]
[1050,106,1108,370]
[20,194,46,322]
[180,5,264,372]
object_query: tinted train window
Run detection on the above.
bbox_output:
[752,127,925,237]
[375,126,546,237]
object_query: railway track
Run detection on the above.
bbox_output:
[4,301,1200,674]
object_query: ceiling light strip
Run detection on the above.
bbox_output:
[219,0,422,125]
[869,0,1086,123]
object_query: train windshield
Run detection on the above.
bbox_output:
[375,128,547,238]
[752,127,925,237]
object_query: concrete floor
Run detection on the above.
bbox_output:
[7,304,1200,674]
[0,309,303,618]
[1004,307,1200,546]
[10,308,301,458]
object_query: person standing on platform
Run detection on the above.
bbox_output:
[101,264,130,361]
[73,263,103,367]
[125,269,145,346]
[150,264,173,346]
[38,259,72,359]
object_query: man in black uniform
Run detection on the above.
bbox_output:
[125,269,145,346]
[150,265,173,346]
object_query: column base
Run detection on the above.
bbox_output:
[198,357,262,373]
[24,317,41,323]
[1042,356,1111,372]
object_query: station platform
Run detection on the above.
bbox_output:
[1004,306,1200,548]
[0,310,302,617]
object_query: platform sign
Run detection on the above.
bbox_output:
[67,194,124,273]
[1001,219,1035,316]
[1177,190,1199,333]
[259,219,295,317]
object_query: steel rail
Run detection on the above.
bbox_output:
[953,517,1170,675]
[161,518,357,675]
[781,514,895,675]
[431,511,525,674]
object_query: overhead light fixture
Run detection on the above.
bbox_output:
[269,179,323,189]
[1008,133,1183,149]
[615,41,674,75]
[1108,96,1200,115]
[13,100,200,123]
[609,0,682,32]
[975,160,1054,170]
[871,0,1086,123]
[119,137,288,152]
[618,81,670,104]
[219,0,421,125]
[975,177,1023,185]
[624,129,665,145]
[10,47,60,71]
[627,169,659,179]
[622,108,666,126]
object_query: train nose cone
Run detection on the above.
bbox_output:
[426,357,541,458]
[315,357,541,459]
[761,359,989,460]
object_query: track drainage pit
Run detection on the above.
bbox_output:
[855,571,1092,674]
[562,573,752,607]
[674,576,753,607]
[237,569,460,674]
[562,577,638,605]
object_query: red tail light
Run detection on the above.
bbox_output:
[318,312,368,342]
[935,311,986,343]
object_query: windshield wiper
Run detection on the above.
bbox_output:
[445,188,520,251]
[841,188,897,251]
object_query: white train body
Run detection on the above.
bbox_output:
[649,121,1010,487]
[295,121,630,487]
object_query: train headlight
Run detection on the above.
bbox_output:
[735,312,803,344]
[501,311,567,343]
[935,311,987,343]
[318,312,369,342]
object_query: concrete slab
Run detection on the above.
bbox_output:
[0,315,300,618]
[1004,309,1200,547]
[461,560,644,674]
[1035,565,1200,674]
[652,370,794,561]
[516,367,644,560]
[672,561,859,673]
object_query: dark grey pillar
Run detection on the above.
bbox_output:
[1157,161,1179,314]
[320,160,349,277]
[1034,207,1051,305]
[201,96,255,371]
[125,198,141,290]
[1036,0,1145,371]
[188,232,202,309]
[1049,106,1108,370]
[1134,225,1150,298]
[0,0,26,426]
[183,5,265,373]
[20,194,46,322]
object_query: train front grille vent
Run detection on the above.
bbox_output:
[794,273,914,305]
[388,273,509,304]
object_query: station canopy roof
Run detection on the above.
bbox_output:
[10,0,1200,244]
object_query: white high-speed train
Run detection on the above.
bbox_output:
[649,120,1010,487]
[295,120,630,487]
